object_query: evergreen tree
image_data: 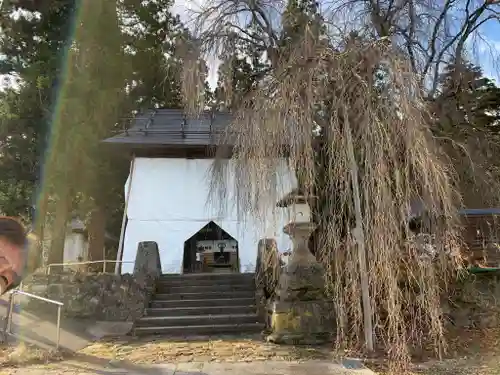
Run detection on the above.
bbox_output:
[44,0,194,264]
[434,62,500,134]
[0,1,77,219]
[280,0,325,57]
[212,0,332,252]
[41,0,130,266]
[431,61,500,206]
[119,0,186,110]
[0,0,191,267]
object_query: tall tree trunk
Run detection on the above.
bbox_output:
[47,193,71,269]
[88,205,106,271]
[27,189,49,273]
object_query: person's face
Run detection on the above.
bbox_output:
[0,236,23,276]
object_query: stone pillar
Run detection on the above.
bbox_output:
[133,241,162,302]
[267,222,334,344]
[134,241,162,278]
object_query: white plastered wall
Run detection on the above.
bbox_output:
[121,157,296,274]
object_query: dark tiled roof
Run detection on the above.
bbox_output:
[102,109,234,147]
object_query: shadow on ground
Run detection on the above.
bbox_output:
[0,294,115,352]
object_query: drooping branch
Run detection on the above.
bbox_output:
[179,0,499,369]
[201,35,462,366]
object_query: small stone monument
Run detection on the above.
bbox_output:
[267,189,334,344]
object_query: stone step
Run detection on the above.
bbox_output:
[156,277,255,288]
[150,297,256,309]
[133,322,264,336]
[135,313,260,328]
[158,273,255,282]
[153,291,255,301]
[155,283,255,294]
[145,305,256,317]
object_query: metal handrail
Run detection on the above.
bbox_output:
[5,290,64,349]
[12,290,63,306]
[46,260,134,274]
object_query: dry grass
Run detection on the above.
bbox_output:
[409,357,500,375]
[366,327,500,374]
[0,330,499,374]
[0,342,67,367]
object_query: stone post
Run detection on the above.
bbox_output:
[134,241,162,279]
[267,222,334,344]
[133,241,162,308]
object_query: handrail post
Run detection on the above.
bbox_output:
[6,290,64,350]
[7,292,14,334]
[56,305,61,349]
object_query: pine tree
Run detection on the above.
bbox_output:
[280,0,325,57]
[44,0,130,266]
[0,1,77,218]
[434,62,500,134]
[432,61,500,206]
[0,0,193,266]
[119,0,186,109]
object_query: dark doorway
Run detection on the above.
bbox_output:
[183,221,239,274]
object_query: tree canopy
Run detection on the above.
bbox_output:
[0,0,193,267]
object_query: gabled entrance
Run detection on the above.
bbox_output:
[183,221,239,274]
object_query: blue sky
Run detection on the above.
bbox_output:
[479,21,500,81]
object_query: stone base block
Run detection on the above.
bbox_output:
[267,299,335,345]
[277,261,326,302]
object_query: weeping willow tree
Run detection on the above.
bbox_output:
[176,0,500,368]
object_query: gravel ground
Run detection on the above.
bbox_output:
[78,333,335,363]
[1,329,500,374]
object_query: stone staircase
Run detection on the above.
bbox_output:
[134,272,264,336]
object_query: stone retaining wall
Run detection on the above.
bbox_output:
[21,271,155,321]
[20,241,162,322]
[445,273,500,329]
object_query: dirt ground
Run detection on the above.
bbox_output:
[79,333,335,363]
[0,334,334,372]
[1,329,500,374]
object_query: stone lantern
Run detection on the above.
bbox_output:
[282,191,311,224]
[267,189,334,344]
